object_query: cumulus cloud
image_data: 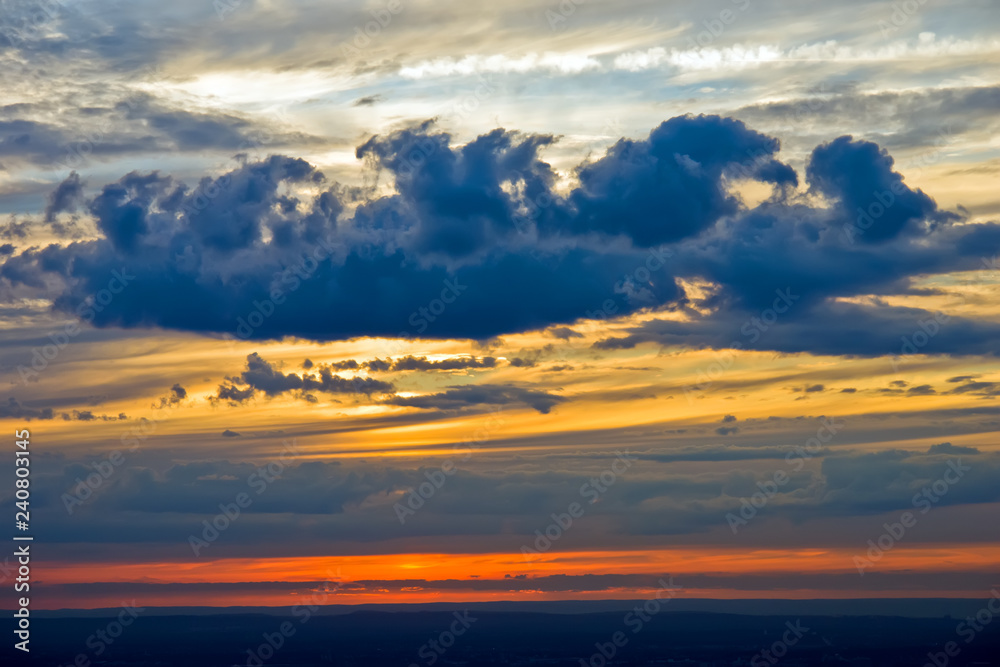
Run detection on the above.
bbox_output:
[214,353,395,404]
[2,114,992,360]
[570,114,794,246]
[327,356,496,373]
[154,383,187,409]
[807,135,947,243]
[0,397,53,420]
[928,442,980,455]
[44,170,85,222]
[59,410,126,422]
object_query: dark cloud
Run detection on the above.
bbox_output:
[807,136,944,243]
[570,115,790,247]
[352,94,383,107]
[819,449,1000,515]
[0,119,99,168]
[328,356,496,373]
[355,121,560,260]
[59,410,124,421]
[44,171,85,222]
[548,327,583,340]
[945,377,1000,397]
[630,445,829,463]
[216,383,255,405]
[375,356,498,372]
[2,115,994,359]
[594,301,1000,359]
[154,383,187,409]
[0,396,53,420]
[1,127,683,340]
[385,384,565,414]
[0,217,30,239]
[215,353,395,404]
[928,442,980,455]
[43,459,378,517]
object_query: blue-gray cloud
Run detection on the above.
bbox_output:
[3,115,993,359]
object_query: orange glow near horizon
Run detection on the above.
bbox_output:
[27,544,1000,609]
[11,289,1000,612]
[38,545,1000,585]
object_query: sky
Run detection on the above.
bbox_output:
[1,0,999,610]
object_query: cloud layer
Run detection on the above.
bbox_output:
[3,115,995,360]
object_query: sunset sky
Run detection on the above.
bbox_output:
[1,0,999,610]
